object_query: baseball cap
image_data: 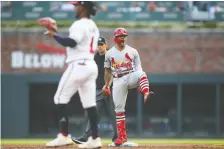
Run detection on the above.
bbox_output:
[98,37,106,45]
[70,1,95,7]
[69,1,97,16]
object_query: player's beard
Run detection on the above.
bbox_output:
[115,37,125,49]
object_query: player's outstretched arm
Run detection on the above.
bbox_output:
[45,30,77,48]
[104,68,112,87]
[37,17,76,48]
[53,34,77,47]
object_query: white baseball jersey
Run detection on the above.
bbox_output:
[54,18,99,109]
[104,45,143,76]
[66,18,99,63]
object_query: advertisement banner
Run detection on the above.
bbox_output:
[2,29,224,73]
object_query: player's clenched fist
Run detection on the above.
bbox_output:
[102,85,111,96]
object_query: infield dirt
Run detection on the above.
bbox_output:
[2,144,224,149]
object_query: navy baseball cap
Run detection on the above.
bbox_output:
[70,1,97,16]
[98,37,106,45]
[70,1,95,8]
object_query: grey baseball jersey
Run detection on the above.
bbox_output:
[104,45,146,113]
[104,45,142,76]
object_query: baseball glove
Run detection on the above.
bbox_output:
[37,17,57,32]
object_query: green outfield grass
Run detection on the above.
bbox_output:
[1,138,224,145]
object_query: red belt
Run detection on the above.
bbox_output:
[113,71,133,78]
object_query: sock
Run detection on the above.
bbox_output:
[116,112,125,137]
[57,104,69,136]
[86,106,99,139]
[116,112,125,123]
[60,117,68,136]
[139,74,150,94]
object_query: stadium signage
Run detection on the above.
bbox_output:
[11,51,66,69]
[11,43,66,69]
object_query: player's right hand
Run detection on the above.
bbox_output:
[44,30,55,38]
[102,85,111,96]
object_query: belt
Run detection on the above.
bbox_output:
[113,71,133,78]
[68,59,93,65]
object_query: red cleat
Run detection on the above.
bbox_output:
[114,136,127,146]
[144,91,154,103]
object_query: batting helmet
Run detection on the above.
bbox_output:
[114,28,128,37]
[113,28,128,45]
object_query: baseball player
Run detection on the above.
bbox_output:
[44,2,102,148]
[72,37,118,144]
[103,28,154,146]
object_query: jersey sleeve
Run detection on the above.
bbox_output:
[69,22,85,43]
[104,51,111,68]
[134,50,143,71]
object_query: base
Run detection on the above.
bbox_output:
[108,142,139,147]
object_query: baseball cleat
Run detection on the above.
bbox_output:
[114,137,127,146]
[72,137,87,144]
[46,133,73,147]
[78,136,102,149]
[144,91,154,103]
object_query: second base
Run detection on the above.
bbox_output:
[108,142,139,147]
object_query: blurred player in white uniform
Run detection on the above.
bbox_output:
[45,1,102,148]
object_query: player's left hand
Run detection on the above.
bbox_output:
[37,17,58,32]
[37,17,57,38]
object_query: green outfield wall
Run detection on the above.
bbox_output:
[2,74,224,138]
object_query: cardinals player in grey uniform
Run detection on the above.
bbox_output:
[103,28,154,146]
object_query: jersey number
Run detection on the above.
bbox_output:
[89,36,94,54]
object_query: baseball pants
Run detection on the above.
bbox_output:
[53,60,98,109]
